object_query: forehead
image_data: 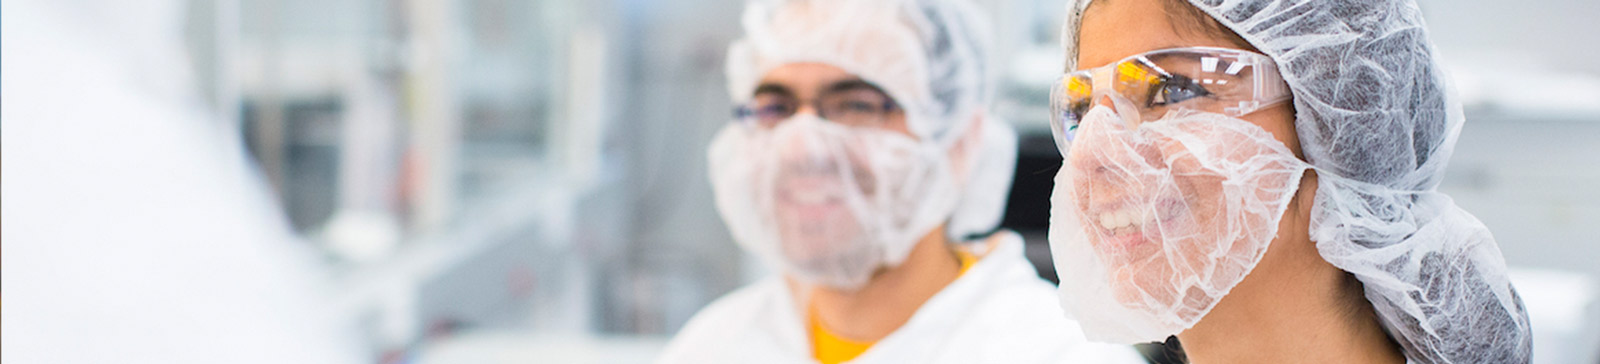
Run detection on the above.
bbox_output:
[757,63,862,98]
[1075,0,1239,71]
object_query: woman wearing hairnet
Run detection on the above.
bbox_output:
[1045,0,1533,362]
[656,0,1145,363]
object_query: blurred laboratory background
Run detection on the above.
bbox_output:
[5,0,1599,363]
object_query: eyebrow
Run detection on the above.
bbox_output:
[1079,44,1185,71]
[754,79,884,99]
[753,83,794,97]
[823,79,883,95]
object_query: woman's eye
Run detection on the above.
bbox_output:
[1067,100,1091,122]
[1148,74,1212,107]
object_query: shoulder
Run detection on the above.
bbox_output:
[958,231,1068,328]
[684,277,788,328]
[655,277,795,364]
[966,275,1147,363]
[955,232,1148,364]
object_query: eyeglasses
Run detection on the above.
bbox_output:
[1050,47,1290,154]
[734,80,900,128]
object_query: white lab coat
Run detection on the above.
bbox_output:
[2,1,360,363]
[656,231,1146,364]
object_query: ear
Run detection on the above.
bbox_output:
[947,111,987,182]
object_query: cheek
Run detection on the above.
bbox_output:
[1241,105,1303,158]
[1266,170,1317,256]
[1154,136,1227,222]
[838,143,877,196]
[886,112,912,136]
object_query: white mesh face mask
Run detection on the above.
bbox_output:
[1049,105,1308,344]
[708,115,959,289]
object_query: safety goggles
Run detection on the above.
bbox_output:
[734,80,901,129]
[1049,47,1290,154]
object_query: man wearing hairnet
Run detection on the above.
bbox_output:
[656,0,1145,363]
[1044,0,1533,362]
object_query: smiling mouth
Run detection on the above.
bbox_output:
[1087,198,1184,253]
[774,171,852,226]
[779,182,841,205]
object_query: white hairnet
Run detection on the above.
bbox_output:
[726,0,1016,241]
[1057,0,1533,362]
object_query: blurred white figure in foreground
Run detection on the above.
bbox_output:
[1,1,361,363]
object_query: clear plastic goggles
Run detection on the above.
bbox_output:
[1049,47,1290,155]
[734,80,901,129]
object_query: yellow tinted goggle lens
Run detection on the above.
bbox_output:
[1115,61,1159,88]
[1066,76,1091,99]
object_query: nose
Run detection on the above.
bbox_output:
[793,99,822,118]
[1066,103,1165,213]
[1090,94,1144,130]
[1095,94,1118,110]
[771,103,820,128]
[1070,146,1134,215]
[795,104,819,116]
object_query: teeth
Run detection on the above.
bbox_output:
[787,184,848,205]
[789,188,833,204]
[1097,206,1144,232]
